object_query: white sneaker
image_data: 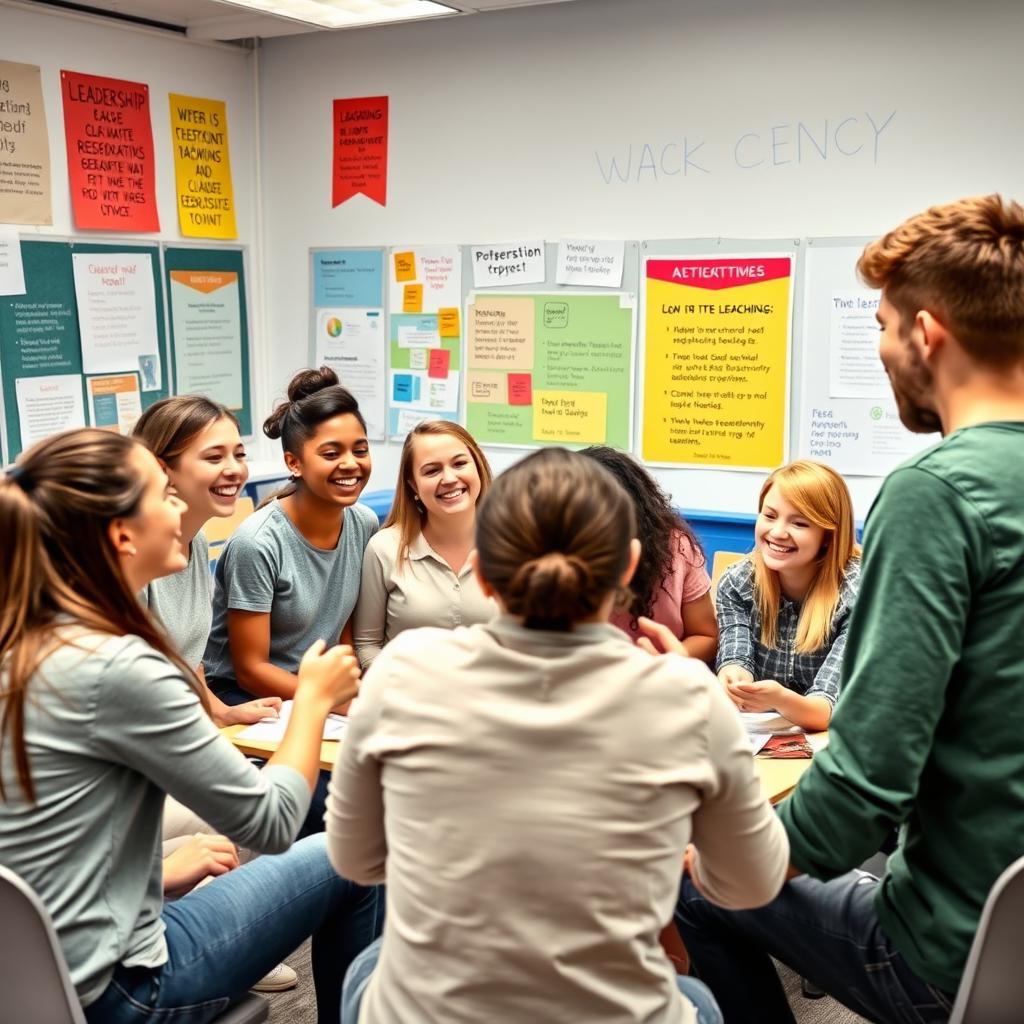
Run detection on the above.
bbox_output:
[252,962,298,992]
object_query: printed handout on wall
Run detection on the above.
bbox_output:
[0,60,52,225]
[315,308,386,441]
[15,374,85,449]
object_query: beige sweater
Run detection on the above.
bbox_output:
[327,616,789,1024]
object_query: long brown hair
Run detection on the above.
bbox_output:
[475,448,635,631]
[0,429,207,803]
[384,420,493,565]
[134,394,239,465]
[752,460,859,653]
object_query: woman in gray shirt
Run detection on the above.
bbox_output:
[329,448,790,1024]
[0,429,379,1023]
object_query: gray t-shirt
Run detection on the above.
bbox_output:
[140,533,212,666]
[0,630,309,1007]
[204,500,378,688]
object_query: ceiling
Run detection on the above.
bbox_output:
[25,0,582,41]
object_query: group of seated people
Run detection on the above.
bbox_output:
[1,193,1022,1024]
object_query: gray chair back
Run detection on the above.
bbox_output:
[950,854,1024,1024]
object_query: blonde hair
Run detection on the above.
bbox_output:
[384,420,492,566]
[857,194,1024,366]
[752,460,859,653]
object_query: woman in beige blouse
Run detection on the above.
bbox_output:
[328,448,790,1024]
[353,420,495,670]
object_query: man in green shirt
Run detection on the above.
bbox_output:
[674,194,1024,1022]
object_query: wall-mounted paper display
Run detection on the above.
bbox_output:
[555,239,625,288]
[0,60,52,225]
[332,95,388,207]
[470,241,545,288]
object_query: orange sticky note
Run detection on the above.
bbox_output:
[394,251,416,282]
[438,307,460,337]
[403,284,423,313]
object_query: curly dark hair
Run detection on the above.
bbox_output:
[579,446,705,629]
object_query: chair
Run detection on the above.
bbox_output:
[710,550,746,603]
[0,864,268,1024]
[948,854,1024,1023]
[206,496,255,569]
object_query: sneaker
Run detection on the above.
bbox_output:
[252,962,298,992]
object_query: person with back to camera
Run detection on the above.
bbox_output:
[715,459,860,733]
[0,429,380,1024]
[580,445,717,665]
[353,419,496,671]
[327,447,790,1024]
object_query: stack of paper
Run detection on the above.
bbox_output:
[236,700,347,743]
[740,711,801,754]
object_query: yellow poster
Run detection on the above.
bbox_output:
[642,256,791,468]
[169,94,237,238]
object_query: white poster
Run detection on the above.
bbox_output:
[471,240,545,288]
[314,307,386,440]
[15,374,85,448]
[556,239,625,287]
[828,290,886,398]
[72,253,160,380]
[0,228,26,296]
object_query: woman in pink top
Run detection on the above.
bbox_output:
[581,446,717,664]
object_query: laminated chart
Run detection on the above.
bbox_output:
[465,293,634,448]
[642,256,792,468]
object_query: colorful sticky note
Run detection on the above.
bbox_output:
[393,251,416,282]
[428,348,451,379]
[508,373,533,406]
[438,307,460,337]
[532,390,607,444]
[403,283,423,313]
[409,348,428,369]
[393,374,414,402]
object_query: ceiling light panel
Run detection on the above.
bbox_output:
[213,0,457,29]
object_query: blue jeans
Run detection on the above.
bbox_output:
[340,936,723,1024]
[675,870,956,1024]
[85,835,383,1024]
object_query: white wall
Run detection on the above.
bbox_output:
[257,0,1024,519]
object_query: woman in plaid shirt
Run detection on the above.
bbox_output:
[716,460,860,732]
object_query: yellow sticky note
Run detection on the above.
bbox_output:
[532,390,607,444]
[394,251,417,282]
[403,284,423,313]
[438,307,460,337]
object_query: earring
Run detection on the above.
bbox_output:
[126,546,137,557]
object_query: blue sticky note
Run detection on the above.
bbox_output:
[314,249,384,308]
[92,393,117,427]
[393,374,414,402]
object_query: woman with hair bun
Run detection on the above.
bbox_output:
[328,448,790,1024]
[204,367,378,708]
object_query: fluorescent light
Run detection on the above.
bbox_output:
[213,0,459,29]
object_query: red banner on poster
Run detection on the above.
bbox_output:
[60,70,159,232]
[332,96,388,208]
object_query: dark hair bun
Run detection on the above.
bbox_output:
[506,551,596,629]
[263,366,342,440]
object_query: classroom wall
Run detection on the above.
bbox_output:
[257,0,1024,520]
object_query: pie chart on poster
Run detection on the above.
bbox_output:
[326,318,343,337]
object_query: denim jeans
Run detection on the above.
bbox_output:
[340,936,724,1024]
[85,835,383,1024]
[675,870,956,1024]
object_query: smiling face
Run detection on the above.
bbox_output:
[409,431,482,523]
[285,413,371,507]
[877,293,942,434]
[755,483,827,580]
[165,415,248,524]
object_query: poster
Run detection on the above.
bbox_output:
[169,270,243,408]
[798,242,936,475]
[556,239,625,287]
[72,251,160,379]
[313,249,383,308]
[169,94,237,238]
[15,374,86,449]
[315,308,386,440]
[60,70,159,232]
[332,96,387,207]
[0,229,26,295]
[0,60,52,225]
[88,372,141,434]
[471,241,545,288]
[465,292,634,448]
[642,255,792,468]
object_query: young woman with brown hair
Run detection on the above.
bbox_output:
[353,419,495,670]
[0,429,379,1023]
[328,448,789,1024]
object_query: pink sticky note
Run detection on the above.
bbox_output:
[508,373,532,406]
[428,348,450,379]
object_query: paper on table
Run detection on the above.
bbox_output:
[740,711,802,735]
[236,700,347,742]
[748,732,771,755]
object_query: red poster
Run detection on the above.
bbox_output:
[332,96,388,208]
[60,70,159,232]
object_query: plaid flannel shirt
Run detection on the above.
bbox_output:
[715,557,861,704]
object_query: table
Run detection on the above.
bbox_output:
[222,727,828,802]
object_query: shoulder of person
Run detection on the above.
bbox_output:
[720,556,755,591]
[364,523,400,556]
[348,501,381,539]
[224,500,283,548]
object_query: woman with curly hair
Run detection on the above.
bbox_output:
[580,446,717,664]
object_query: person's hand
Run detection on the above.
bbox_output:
[683,843,707,897]
[296,639,361,711]
[221,697,283,726]
[729,679,784,713]
[636,617,691,658]
[163,833,239,895]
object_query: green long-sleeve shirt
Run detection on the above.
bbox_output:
[777,422,1024,994]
